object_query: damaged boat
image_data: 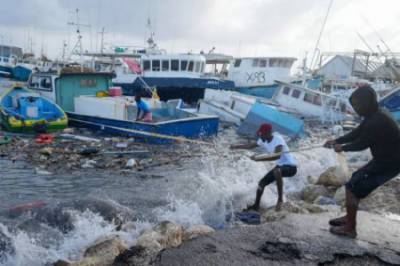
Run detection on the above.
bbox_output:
[28,71,219,143]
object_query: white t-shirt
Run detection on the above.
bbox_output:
[257,133,297,166]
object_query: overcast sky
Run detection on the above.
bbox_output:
[1,0,399,66]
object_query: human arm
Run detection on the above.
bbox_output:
[251,145,283,161]
[324,123,363,148]
[333,121,374,152]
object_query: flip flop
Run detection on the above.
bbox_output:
[329,216,347,227]
[329,226,357,239]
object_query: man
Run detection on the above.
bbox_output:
[231,123,297,211]
[325,85,400,238]
[135,95,153,122]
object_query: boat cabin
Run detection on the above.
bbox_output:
[273,81,351,122]
[227,57,296,88]
[140,54,206,78]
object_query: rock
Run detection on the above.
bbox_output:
[317,154,349,188]
[262,201,309,222]
[137,221,184,251]
[68,235,127,266]
[300,185,330,203]
[113,245,159,266]
[333,186,346,205]
[313,196,337,206]
[0,230,15,263]
[155,212,400,266]
[126,159,137,168]
[183,225,215,241]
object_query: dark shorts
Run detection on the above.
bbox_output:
[346,160,400,199]
[259,165,297,188]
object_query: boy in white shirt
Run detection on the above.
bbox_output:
[231,123,297,211]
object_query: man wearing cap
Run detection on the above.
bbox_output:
[231,123,297,211]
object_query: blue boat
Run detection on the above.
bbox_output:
[379,88,400,122]
[0,85,68,133]
[237,102,305,138]
[29,71,219,144]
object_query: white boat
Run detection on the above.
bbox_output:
[272,81,353,122]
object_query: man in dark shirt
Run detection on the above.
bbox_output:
[324,85,400,238]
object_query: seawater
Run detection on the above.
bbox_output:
[0,128,343,265]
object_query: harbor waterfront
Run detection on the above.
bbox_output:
[1,0,400,265]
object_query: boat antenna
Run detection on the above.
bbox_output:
[309,0,334,70]
[98,27,107,54]
[68,8,90,69]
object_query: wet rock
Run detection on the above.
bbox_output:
[262,201,309,222]
[67,235,127,266]
[53,259,71,266]
[137,221,184,252]
[183,225,215,241]
[300,185,331,203]
[113,245,159,266]
[317,155,349,188]
[156,212,400,266]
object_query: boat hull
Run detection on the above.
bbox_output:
[114,77,235,103]
[67,112,219,144]
[0,109,67,133]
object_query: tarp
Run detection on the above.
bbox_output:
[237,102,305,138]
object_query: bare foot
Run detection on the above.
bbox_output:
[329,216,347,227]
[329,225,357,238]
[275,201,283,212]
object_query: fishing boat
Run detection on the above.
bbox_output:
[379,87,400,122]
[272,81,353,122]
[0,85,67,133]
[28,71,219,144]
[226,57,297,99]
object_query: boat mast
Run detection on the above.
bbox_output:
[309,0,334,70]
[68,8,90,70]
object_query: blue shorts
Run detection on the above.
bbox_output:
[346,160,400,199]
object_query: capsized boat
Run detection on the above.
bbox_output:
[0,85,67,133]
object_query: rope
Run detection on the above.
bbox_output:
[69,117,214,146]
[253,144,325,160]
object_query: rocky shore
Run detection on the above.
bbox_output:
[53,175,400,266]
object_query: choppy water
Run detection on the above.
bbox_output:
[0,128,343,265]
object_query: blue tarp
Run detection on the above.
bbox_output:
[237,102,305,138]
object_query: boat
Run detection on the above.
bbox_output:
[198,89,305,138]
[271,81,353,123]
[0,85,67,133]
[379,87,400,122]
[226,57,297,99]
[28,71,219,144]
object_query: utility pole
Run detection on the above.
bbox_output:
[68,8,90,70]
